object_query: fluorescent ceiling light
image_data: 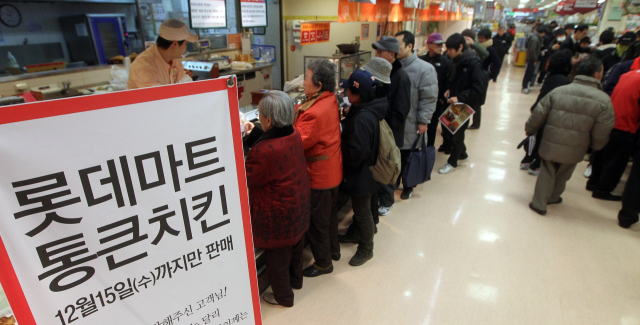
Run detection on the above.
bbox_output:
[518,4,525,8]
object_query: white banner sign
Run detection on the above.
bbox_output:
[0,77,261,325]
[189,0,227,29]
[240,0,267,28]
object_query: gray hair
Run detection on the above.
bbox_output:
[305,58,337,92]
[258,91,295,128]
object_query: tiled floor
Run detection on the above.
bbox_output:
[259,57,640,324]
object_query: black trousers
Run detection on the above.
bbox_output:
[619,142,640,225]
[588,129,636,195]
[307,187,339,268]
[378,183,396,207]
[350,194,374,255]
[441,125,453,150]
[399,149,413,190]
[537,56,548,84]
[472,105,481,128]
[448,121,468,167]
[370,183,380,224]
[522,61,537,89]
[427,102,446,147]
[330,190,351,254]
[265,237,304,307]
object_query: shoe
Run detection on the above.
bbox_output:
[378,205,391,216]
[400,188,413,200]
[492,79,497,83]
[437,145,450,153]
[331,253,341,261]
[529,203,547,216]
[521,88,530,94]
[338,233,360,243]
[349,251,373,266]
[583,164,592,178]
[439,164,455,174]
[458,156,469,164]
[586,183,595,191]
[375,225,378,234]
[263,293,280,305]
[303,264,333,277]
[619,218,639,229]
[468,125,479,130]
[520,163,531,170]
[548,197,563,205]
[592,191,622,201]
[528,168,540,176]
[444,149,452,155]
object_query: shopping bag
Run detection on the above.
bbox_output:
[401,134,436,188]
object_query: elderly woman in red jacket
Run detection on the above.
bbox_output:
[294,59,343,278]
[245,91,310,307]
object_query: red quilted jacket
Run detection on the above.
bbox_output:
[293,91,343,189]
[245,127,311,249]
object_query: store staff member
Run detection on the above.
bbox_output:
[127,19,197,89]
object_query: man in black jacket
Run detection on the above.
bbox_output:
[478,28,502,84]
[338,70,386,266]
[492,25,513,66]
[420,33,451,148]
[560,24,589,55]
[372,36,411,216]
[439,33,488,174]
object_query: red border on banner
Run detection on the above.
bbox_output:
[0,77,263,325]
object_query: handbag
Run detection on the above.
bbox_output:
[401,134,436,188]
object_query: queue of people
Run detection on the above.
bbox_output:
[123,18,639,308]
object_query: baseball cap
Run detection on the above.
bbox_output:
[372,36,400,54]
[619,31,636,45]
[427,33,445,44]
[339,70,376,93]
[159,19,198,42]
[362,57,392,84]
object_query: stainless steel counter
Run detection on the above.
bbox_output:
[0,64,113,83]
[219,62,275,76]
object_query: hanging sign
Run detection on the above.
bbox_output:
[189,0,227,29]
[0,77,262,325]
[240,0,267,28]
[300,22,330,45]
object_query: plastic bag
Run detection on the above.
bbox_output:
[109,65,129,90]
[283,74,304,93]
[258,53,272,63]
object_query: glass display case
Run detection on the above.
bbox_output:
[304,51,372,91]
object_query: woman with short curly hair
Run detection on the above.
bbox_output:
[294,59,343,278]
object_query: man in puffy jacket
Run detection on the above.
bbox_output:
[526,58,615,215]
[395,31,438,200]
[522,27,546,94]
[588,68,640,201]
[438,33,488,175]
[373,36,411,215]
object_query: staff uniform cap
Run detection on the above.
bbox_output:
[159,19,198,42]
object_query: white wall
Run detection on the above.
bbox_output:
[597,0,628,35]
[0,2,138,62]
[438,20,473,39]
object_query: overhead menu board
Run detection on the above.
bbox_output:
[240,0,267,28]
[0,77,262,325]
[189,0,227,29]
[300,23,330,45]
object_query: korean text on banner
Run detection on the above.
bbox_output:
[189,0,227,29]
[0,77,262,325]
[240,0,267,28]
[300,23,330,45]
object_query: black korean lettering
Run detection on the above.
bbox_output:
[114,278,135,300]
[135,151,166,190]
[184,136,225,183]
[78,159,125,208]
[179,199,194,241]
[167,145,183,192]
[96,216,148,270]
[75,294,98,317]
[119,156,137,206]
[192,186,230,234]
[36,234,97,292]
[149,205,180,245]
[12,172,82,237]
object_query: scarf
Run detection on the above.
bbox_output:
[480,39,493,48]
[617,44,629,57]
[294,91,325,125]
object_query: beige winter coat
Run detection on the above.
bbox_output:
[526,75,615,164]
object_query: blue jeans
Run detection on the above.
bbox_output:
[522,61,538,89]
